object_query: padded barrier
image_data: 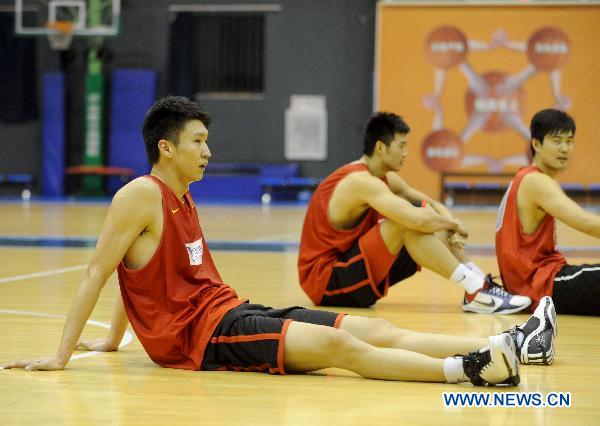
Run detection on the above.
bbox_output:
[107,69,157,194]
[42,72,65,197]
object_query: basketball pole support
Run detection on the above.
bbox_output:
[82,0,105,195]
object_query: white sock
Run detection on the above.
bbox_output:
[450,264,484,294]
[443,357,468,383]
[465,261,485,279]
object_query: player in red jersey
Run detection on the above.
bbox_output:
[4,97,555,385]
[496,109,600,315]
[299,112,530,314]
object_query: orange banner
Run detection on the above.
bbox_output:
[376,4,600,199]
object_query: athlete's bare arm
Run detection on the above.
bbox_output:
[519,172,600,238]
[330,172,466,235]
[77,296,129,352]
[386,171,468,249]
[386,172,456,220]
[1,178,161,371]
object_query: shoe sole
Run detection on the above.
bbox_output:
[462,300,532,315]
[488,334,520,386]
[521,296,556,365]
[547,296,558,339]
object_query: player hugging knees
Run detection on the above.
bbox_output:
[298,112,531,314]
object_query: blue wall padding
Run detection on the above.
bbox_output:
[42,72,65,197]
[188,163,302,202]
[191,176,263,202]
[107,69,157,193]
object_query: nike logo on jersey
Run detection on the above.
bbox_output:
[172,208,180,214]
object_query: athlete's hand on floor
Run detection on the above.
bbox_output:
[77,337,119,352]
[1,356,66,371]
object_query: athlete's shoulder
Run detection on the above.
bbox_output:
[328,162,367,176]
[112,176,162,207]
[321,163,370,186]
[519,169,563,209]
[339,168,378,186]
[520,169,556,189]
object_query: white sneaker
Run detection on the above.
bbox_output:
[463,275,531,314]
[506,296,557,365]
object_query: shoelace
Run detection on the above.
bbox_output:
[462,349,492,386]
[486,282,512,298]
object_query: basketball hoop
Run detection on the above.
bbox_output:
[46,21,75,50]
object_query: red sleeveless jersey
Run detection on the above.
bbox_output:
[117,176,244,370]
[495,165,566,310]
[298,163,381,304]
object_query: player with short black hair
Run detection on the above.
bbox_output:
[496,108,600,315]
[3,97,553,386]
[299,112,531,314]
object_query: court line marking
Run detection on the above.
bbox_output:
[0,263,133,365]
[0,236,598,257]
[250,232,299,242]
[0,264,87,284]
[0,309,133,364]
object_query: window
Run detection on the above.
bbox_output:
[192,14,264,95]
[169,12,265,98]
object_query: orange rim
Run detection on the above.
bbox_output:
[46,21,74,34]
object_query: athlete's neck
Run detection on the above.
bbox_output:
[150,166,189,199]
[531,158,559,179]
[358,155,388,178]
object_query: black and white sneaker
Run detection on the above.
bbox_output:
[463,275,532,314]
[462,334,520,386]
[506,296,557,365]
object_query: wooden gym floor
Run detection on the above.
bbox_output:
[0,200,598,425]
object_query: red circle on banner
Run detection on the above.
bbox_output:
[527,27,570,72]
[421,129,464,172]
[424,26,468,69]
[465,71,526,132]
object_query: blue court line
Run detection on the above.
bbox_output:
[0,236,299,252]
[0,236,597,257]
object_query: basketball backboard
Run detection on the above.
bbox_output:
[14,0,120,37]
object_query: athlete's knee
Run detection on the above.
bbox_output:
[379,220,410,253]
[324,328,353,350]
[403,228,429,241]
[324,328,368,363]
[380,219,409,238]
[364,317,409,346]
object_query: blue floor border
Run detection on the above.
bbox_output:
[0,236,300,252]
[0,236,598,257]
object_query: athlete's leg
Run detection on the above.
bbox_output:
[338,315,487,358]
[283,321,519,386]
[379,219,460,279]
[380,219,531,313]
[332,216,527,312]
[432,228,486,277]
[382,203,480,275]
[283,320,446,382]
[553,263,600,315]
[421,202,472,264]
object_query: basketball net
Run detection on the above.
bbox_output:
[46,21,75,50]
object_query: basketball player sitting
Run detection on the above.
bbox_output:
[496,108,600,315]
[298,112,531,314]
[2,97,555,385]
